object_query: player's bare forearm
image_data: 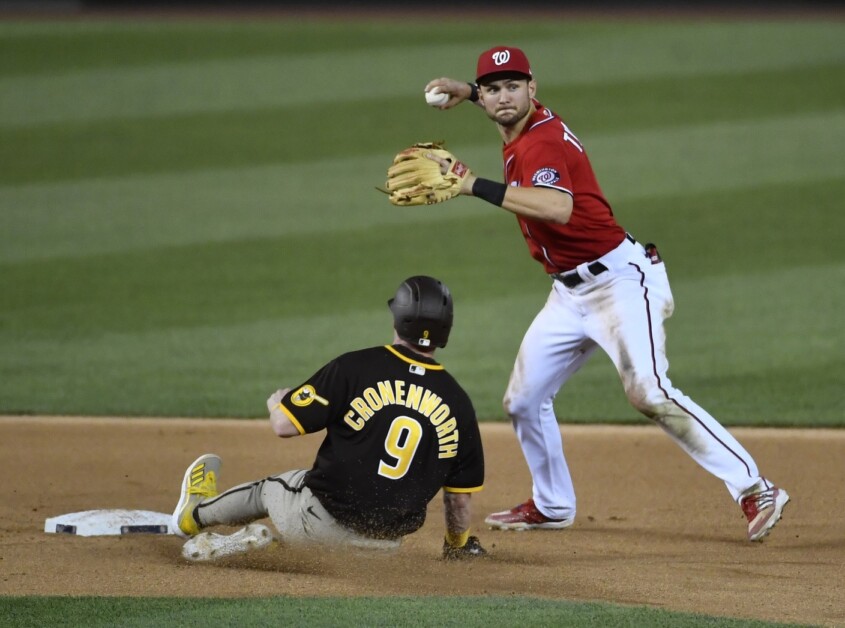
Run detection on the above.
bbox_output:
[423,152,570,223]
[499,186,572,224]
[461,177,572,224]
[266,388,301,438]
[442,491,487,559]
[443,491,472,534]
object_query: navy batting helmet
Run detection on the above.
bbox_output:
[388,276,454,349]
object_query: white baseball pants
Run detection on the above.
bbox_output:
[503,236,764,520]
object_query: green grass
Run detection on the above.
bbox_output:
[4,65,844,186]
[1,17,843,424]
[0,596,804,627]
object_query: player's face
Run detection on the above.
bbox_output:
[479,78,535,127]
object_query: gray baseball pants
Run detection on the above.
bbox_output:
[195,468,400,551]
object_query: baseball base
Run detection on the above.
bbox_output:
[44,509,174,536]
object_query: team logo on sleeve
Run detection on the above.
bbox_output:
[532,168,560,186]
[291,385,329,407]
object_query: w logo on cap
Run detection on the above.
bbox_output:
[476,46,532,83]
[492,49,511,66]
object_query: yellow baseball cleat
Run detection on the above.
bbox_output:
[171,454,221,538]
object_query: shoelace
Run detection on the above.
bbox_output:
[187,473,216,496]
[742,489,774,517]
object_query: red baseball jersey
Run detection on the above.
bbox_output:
[503,101,626,273]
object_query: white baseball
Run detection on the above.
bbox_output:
[425,88,449,107]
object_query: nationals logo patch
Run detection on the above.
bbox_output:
[531,167,560,186]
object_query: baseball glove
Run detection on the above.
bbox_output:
[383,142,472,206]
[442,535,488,561]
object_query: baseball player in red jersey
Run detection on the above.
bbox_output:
[424,46,789,541]
[171,276,487,560]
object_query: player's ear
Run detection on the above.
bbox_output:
[528,79,537,99]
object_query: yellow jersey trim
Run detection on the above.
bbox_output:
[279,403,306,435]
[384,345,444,371]
[443,485,483,494]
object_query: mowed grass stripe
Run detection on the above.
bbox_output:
[1,21,841,127]
[0,289,531,419]
[0,42,481,127]
[0,20,517,76]
[2,63,843,185]
[2,111,842,263]
[0,146,500,264]
[5,176,839,418]
[0,94,483,185]
[619,177,843,279]
[590,110,845,203]
[2,260,840,422]
[2,177,841,336]
[0,309,395,417]
[0,594,794,628]
[516,20,845,85]
[0,18,572,76]
[0,210,532,336]
[545,63,845,133]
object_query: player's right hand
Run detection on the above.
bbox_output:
[442,535,488,560]
[423,78,473,109]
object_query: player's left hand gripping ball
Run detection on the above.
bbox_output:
[384,142,472,206]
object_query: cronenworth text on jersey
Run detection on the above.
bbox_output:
[343,379,460,458]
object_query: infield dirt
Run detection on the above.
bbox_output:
[1,417,842,626]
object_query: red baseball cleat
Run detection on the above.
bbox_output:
[484,498,574,530]
[741,486,790,541]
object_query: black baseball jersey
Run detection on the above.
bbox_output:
[279,344,484,539]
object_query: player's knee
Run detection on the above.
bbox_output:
[502,392,515,417]
[624,381,670,419]
[502,391,527,420]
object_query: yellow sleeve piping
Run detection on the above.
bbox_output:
[443,485,483,494]
[278,403,306,435]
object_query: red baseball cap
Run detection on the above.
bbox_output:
[476,46,532,84]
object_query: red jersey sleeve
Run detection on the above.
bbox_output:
[512,135,574,197]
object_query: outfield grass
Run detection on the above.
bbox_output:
[0,19,843,426]
[0,595,804,627]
